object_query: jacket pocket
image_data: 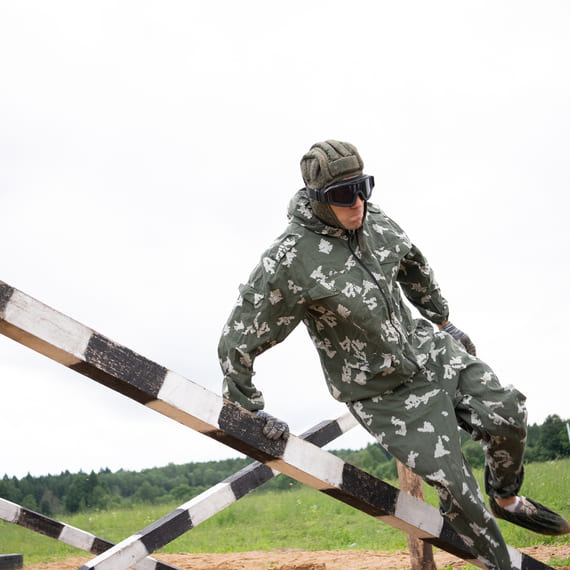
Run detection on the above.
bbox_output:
[238,283,265,309]
[306,284,343,330]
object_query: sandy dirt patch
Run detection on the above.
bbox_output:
[21,544,570,569]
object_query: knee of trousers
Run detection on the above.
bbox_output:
[495,387,528,440]
[458,365,528,442]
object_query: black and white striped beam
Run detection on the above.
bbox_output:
[0,498,178,570]
[0,415,354,570]
[0,281,552,570]
[74,415,357,570]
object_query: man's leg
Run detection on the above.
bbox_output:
[454,356,569,535]
[348,372,514,570]
[453,358,527,499]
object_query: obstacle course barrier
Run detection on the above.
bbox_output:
[85,415,358,568]
[0,498,179,570]
[0,281,553,570]
[0,414,354,569]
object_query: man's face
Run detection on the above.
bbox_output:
[330,195,366,230]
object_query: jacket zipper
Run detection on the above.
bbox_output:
[346,231,421,373]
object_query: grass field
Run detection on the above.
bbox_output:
[1,459,568,565]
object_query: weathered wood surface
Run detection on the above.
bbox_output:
[0,554,23,570]
[0,416,354,570]
[397,461,437,570]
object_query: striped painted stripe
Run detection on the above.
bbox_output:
[0,281,553,570]
[0,498,177,570]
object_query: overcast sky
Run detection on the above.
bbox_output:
[1,1,569,479]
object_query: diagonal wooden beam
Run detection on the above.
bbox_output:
[0,281,552,570]
[0,415,354,569]
[0,498,179,570]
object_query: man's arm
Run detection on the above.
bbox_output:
[397,244,450,325]
[218,263,307,413]
[396,244,476,355]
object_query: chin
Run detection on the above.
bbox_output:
[350,218,364,229]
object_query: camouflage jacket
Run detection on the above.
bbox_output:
[218,189,450,411]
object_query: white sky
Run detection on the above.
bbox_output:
[1,1,569,479]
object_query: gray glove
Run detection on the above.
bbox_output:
[440,321,477,356]
[255,410,290,440]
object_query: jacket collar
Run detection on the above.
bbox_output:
[288,189,370,254]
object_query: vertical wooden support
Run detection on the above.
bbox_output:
[397,461,437,570]
[0,554,23,570]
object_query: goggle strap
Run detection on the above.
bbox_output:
[307,187,326,203]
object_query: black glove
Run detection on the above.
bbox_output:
[440,321,477,356]
[255,410,290,440]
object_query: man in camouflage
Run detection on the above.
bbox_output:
[218,140,569,569]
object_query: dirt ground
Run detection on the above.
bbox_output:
[22,544,570,569]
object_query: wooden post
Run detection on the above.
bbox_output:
[397,461,437,570]
[0,554,23,570]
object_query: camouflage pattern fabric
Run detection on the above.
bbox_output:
[348,331,526,569]
[219,189,451,409]
[218,189,527,569]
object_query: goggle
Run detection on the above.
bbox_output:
[307,174,374,207]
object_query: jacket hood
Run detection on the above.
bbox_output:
[287,189,343,237]
[287,188,368,248]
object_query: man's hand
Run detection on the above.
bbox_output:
[440,321,477,356]
[255,410,290,440]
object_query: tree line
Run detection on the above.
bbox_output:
[1,414,568,518]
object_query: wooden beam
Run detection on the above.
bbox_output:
[0,415,354,568]
[0,554,23,570]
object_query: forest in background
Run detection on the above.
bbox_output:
[1,414,568,518]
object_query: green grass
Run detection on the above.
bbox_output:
[1,459,568,565]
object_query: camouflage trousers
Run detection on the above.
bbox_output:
[347,332,527,570]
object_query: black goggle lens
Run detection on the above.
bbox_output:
[308,175,375,207]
